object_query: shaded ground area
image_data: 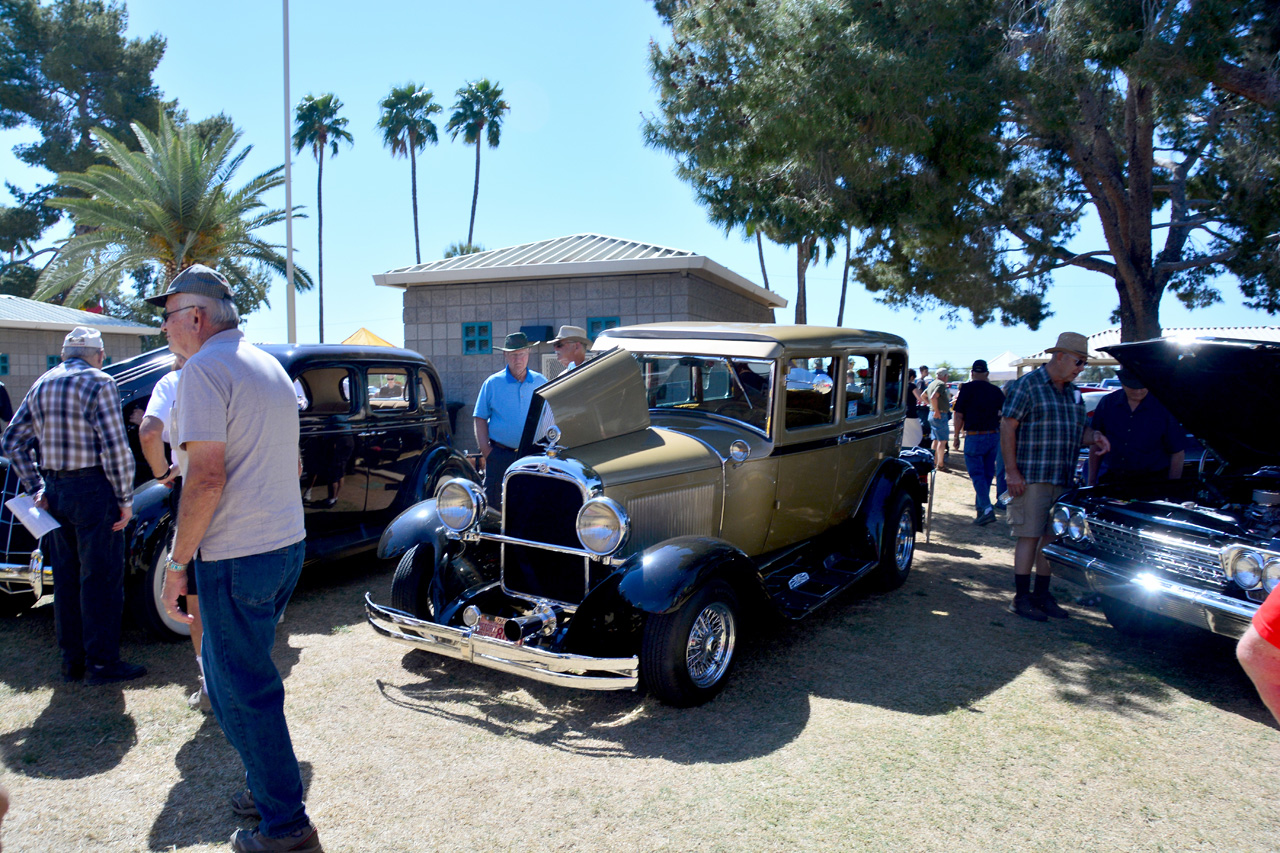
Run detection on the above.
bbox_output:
[1,470,1277,851]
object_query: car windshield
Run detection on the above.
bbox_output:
[634,355,773,433]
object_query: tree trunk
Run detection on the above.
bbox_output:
[410,146,421,264]
[794,236,815,324]
[1114,277,1162,342]
[837,225,852,326]
[756,231,770,291]
[317,148,325,343]
[467,140,481,247]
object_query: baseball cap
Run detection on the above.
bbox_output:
[63,326,104,350]
[144,264,234,307]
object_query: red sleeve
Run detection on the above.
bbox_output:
[1253,587,1280,649]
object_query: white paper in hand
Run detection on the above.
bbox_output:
[4,494,61,538]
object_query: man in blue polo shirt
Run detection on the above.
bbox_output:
[1086,368,1187,485]
[474,332,547,510]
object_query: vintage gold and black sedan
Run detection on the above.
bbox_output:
[366,324,930,706]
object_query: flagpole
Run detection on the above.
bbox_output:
[283,0,296,343]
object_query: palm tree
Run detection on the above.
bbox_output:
[446,79,509,246]
[293,93,353,342]
[35,114,312,314]
[378,83,441,265]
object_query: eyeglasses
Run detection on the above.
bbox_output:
[161,305,197,323]
[552,342,566,349]
[1072,357,1088,368]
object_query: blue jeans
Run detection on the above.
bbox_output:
[196,540,309,837]
[44,469,125,668]
[995,436,1008,499]
[963,433,1000,515]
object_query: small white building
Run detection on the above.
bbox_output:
[0,295,159,405]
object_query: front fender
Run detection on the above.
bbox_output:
[411,446,479,504]
[124,480,175,578]
[615,536,759,616]
[377,498,450,562]
[851,457,924,557]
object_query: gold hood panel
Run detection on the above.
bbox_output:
[569,427,722,487]
[535,347,650,448]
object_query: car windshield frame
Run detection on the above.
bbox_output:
[634,353,774,437]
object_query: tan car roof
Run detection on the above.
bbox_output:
[596,322,907,359]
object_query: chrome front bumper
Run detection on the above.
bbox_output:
[0,556,52,598]
[364,593,639,691]
[1044,544,1256,639]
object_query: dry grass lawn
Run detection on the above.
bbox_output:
[2,469,1279,852]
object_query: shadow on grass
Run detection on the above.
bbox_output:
[0,681,136,778]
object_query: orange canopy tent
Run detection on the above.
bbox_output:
[341,327,396,347]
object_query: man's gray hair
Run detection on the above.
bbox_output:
[61,345,101,361]
[189,293,240,329]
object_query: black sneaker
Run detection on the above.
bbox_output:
[84,660,147,685]
[974,510,996,526]
[230,823,321,853]
[61,659,85,683]
[1011,593,1048,622]
[231,789,261,818]
[1033,592,1071,619]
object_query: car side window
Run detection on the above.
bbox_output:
[369,368,411,412]
[294,367,356,415]
[844,354,879,420]
[785,356,836,430]
[416,368,438,409]
[883,351,906,414]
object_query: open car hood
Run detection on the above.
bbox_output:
[1102,337,1280,471]
[520,347,650,451]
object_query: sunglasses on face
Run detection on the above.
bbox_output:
[161,305,197,323]
[1071,357,1087,368]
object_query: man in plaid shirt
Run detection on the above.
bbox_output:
[1001,331,1111,622]
[1,327,144,684]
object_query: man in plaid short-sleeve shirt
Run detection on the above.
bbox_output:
[1000,332,1110,622]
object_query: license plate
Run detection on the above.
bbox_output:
[473,615,519,644]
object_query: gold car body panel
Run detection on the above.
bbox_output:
[536,347,650,448]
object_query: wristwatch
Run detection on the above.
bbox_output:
[164,557,188,574]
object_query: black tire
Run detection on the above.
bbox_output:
[0,586,38,617]
[641,578,740,707]
[1099,595,1178,637]
[390,545,433,619]
[128,544,189,642]
[873,492,916,591]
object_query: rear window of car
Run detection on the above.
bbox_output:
[294,367,356,415]
[369,368,411,412]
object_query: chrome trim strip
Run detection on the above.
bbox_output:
[477,532,603,560]
[365,594,638,691]
[1043,544,1255,639]
[0,563,52,591]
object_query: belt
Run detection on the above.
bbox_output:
[965,430,998,435]
[489,440,516,453]
[40,466,103,480]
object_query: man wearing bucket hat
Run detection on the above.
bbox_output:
[146,264,320,853]
[1000,332,1111,622]
[550,324,591,372]
[1,326,144,684]
[1086,368,1187,486]
[474,331,547,510]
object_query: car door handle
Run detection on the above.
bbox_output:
[838,433,853,444]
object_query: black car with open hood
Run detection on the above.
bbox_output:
[1043,336,1280,639]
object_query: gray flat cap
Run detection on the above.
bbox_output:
[144,264,233,307]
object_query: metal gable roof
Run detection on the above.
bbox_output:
[0,295,158,336]
[372,232,788,309]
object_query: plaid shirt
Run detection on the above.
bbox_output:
[1001,365,1087,486]
[0,358,135,506]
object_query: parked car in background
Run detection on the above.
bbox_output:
[1045,337,1279,639]
[1,345,476,639]
[367,323,930,706]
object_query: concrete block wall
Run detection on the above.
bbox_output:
[0,328,148,406]
[402,271,775,451]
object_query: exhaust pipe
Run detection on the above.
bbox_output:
[503,602,559,642]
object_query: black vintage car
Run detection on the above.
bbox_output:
[0,344,476,639]
[1044,336,1280,639]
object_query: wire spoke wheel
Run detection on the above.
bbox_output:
[685,601,736,688]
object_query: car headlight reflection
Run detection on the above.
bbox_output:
[436,478,485,532]
[1051,505,1070,538]
[1264,557,1280,594]
[1229,550,1265,590]
[576,496,630,556]
[1067,510,1088,541]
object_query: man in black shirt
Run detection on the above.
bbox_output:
[1086,368,1186,485]
[952,359,1006,525]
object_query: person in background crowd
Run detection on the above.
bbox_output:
[1001,332,1110,622]
[951,359,1005,526]
[474,332,547,511]
[1086,368,1187,486]
[926,367,952,472]
[1238,586,1280,726]
[1,327,143,685]
[0,380,13,427]
[138,354,208,711]
[550,324,590,372]
[916,365,932,446]
[151,265,320,853]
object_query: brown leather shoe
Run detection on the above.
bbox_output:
[230,823,320,852]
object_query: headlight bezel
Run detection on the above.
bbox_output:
[1226,549,1266,590]
[1051,505,1071,538]
[436,477,485,533]
[1067,510,1088,542]
[575,495,630,557]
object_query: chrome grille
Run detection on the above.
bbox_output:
[1087,518,1226,586]
[2,461,39,561]
[625,484,715,553]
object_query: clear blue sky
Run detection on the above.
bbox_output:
[1,0,1272,369]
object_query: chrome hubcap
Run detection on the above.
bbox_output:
[686,601,735,688]
[895,512,914,570]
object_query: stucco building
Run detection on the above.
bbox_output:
[0,295,158,407]
[374,234,786,450]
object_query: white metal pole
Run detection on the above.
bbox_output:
[283,0,296,343]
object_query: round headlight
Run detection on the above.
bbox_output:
[1262,557,1280,594]
[436,478,484,532]
[1067,511,1088,541]
[576,496,630,556]
[1051,506,1070,538]
[1230,550,1265,590]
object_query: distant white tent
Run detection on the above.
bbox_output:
[986,350,1020,382]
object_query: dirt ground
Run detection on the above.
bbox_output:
[2,468,1279,852]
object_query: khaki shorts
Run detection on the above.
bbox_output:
[1007,483,1067,538]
